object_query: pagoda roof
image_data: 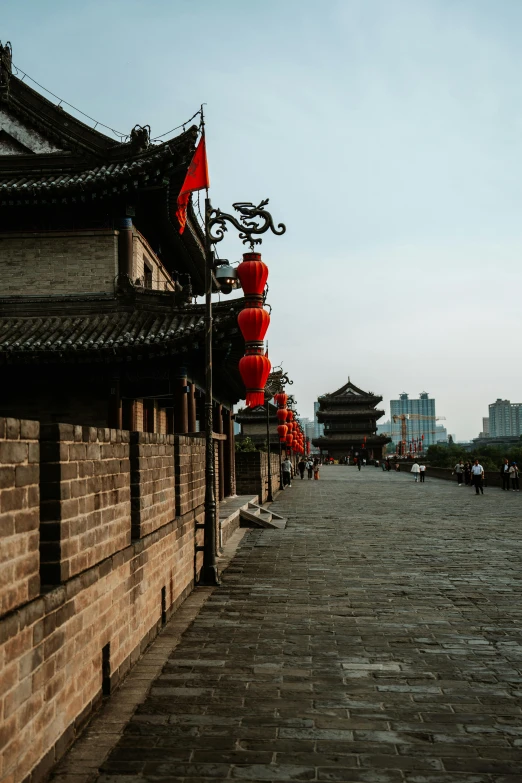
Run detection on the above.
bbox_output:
[236,402,278,422]
[320,379,378,399]
[0,66,197,192]
[0,293,242,363]
[312,434,391,446]
[0,45,207,291]
[317,408,385,420]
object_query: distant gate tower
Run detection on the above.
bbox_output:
[312,379,390,460]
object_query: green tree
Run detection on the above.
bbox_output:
[235,437,258,453]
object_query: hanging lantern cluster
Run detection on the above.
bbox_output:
[275,391,289,446]
[274,398,306,456]
[237,252,271,408]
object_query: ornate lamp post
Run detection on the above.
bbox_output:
[201,199,285,585]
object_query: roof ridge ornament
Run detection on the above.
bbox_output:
[0,41,12,99]
[130,124,150,152]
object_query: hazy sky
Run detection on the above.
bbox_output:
[3,0,522,439]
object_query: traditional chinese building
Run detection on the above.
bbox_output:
[235,402,279,449]
[0,42,243,496]
[312,378,391,460]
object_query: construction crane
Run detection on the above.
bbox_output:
[392,414,446,456]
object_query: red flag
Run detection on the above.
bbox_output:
[176,135,209,234]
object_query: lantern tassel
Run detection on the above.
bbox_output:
[246,391,265,408]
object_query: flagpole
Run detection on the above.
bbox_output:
[201,105,220,586]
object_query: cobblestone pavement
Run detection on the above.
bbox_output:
[96,467,522,783]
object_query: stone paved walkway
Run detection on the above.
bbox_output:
[97,467,522,782]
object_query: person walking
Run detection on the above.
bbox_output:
[509,462,520,491]
[313,460,320,480]
[471,459,484,495]
[411,462,421,482]
[453,461,464,486]
[357,458,362,471]
[464,462,472,486]
[500,458,511,491]
[281,457,293,488]
[306,459,314,479]
[419,463,426,482]
[297,458,306,480]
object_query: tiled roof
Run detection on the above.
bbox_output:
[0,143,181,196]
[317,409,385,418]
[0,305,239,356]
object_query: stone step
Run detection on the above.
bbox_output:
[240,503,287,530]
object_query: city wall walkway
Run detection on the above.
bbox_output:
[56,467,522,783]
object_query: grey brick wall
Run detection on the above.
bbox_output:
[0,230,118,295]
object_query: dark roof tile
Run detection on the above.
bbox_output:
[0,305,238,356]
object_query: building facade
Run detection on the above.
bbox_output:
[0,44,244,487]
[312,379,390,460]
[489,399,522,437]
[390,392,440,448]
[313,401,324,439]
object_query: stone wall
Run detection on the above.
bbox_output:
[130,432,175,539]
[132,231,174,292]
[0,418,40,617]
[0,230,118,295]
[235,450,280,503]
[0,423,212,783]
[39,425,131,586]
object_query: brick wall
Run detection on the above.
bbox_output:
[174,435,205,517]
[235,450,281,503]
[132,231,174,291]
[0,230,118,295]
[130,432,175,538]
[0,517,195,783]
[39,425,131,586]
[0,418,40,616]
[0,419,209,783]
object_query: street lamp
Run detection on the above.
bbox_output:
[200,198,286,586]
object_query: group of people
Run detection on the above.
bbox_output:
[452,458,519,495]
[452,459,486,495]
[499,458,520,491]
[281,457,320,486]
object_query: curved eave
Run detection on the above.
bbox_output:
[317,409,385,422]
[318,396,383,407]
[312,435,392,447]
[5,73,120,159]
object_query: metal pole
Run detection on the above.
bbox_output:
[266,400,273,502]
[201,196,219,586]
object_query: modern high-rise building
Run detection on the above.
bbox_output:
[299,417,316,443]
[489,400,522,437]
[482,417,490,435]
[313,401,324,440]
[389,392,440,448]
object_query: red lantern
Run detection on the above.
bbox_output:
[287,411,294,422]
[285,433,293,446]
[237,252,268,296]
[274,392,287,408]
[277,424,288,441]
[239,353,271,408]
[276,408,288,423]
[237,307,270,344]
